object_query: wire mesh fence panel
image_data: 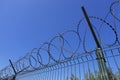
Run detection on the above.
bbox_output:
[14,47,120,80]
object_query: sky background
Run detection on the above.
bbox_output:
[0,0,118,70]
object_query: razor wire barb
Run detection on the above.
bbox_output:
[0,0,120,80]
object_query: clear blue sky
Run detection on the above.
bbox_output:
[0,0,117,69]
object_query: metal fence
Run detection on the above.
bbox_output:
[0,0,120,80]
[15,46,120,80]
[0,46,120,80]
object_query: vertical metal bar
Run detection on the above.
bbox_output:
[81,6,109,80]
[81,7,101,48]
[9,59,17,75]
[77,58,81,80]
[96,48,109,80]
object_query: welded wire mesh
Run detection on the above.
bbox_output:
[15,47,120,80]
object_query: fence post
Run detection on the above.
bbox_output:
[9,59,17,80]
[81,6,109,80]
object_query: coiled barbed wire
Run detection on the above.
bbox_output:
[37,42,50,66]
[89,16,119,47]
[77,16,119,52]
[110,0,120,22]
[0,1,120,79]
[110,0,120,45]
